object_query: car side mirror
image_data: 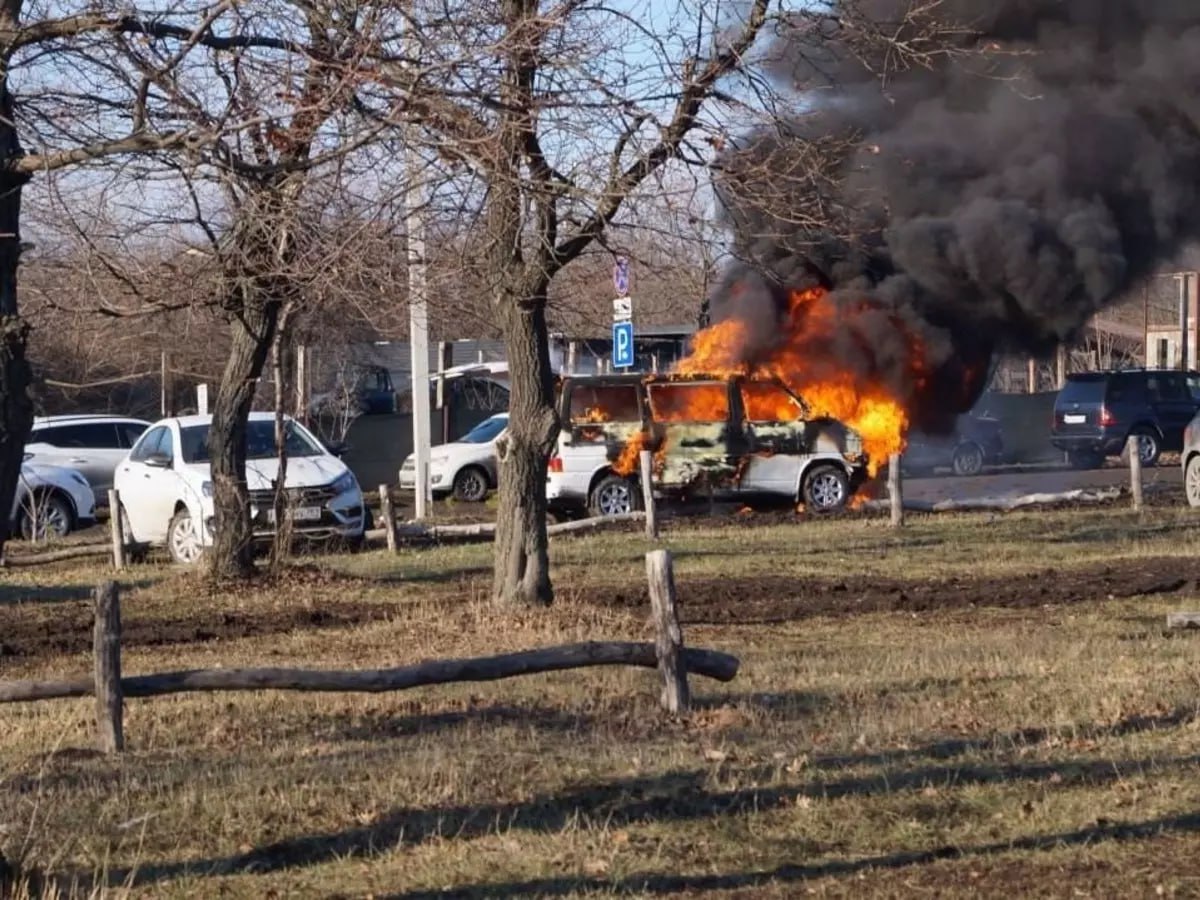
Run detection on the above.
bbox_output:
[326,441,349,458]
[145,452,172,468]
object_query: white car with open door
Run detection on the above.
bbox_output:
[11,460,97,540]
[113,413,366,564]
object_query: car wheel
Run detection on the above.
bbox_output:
[452,466,490,503]
[1067,449,1104,470]
[167,508,205,565]
[588,473,639,517]
[19,492,73,540]
[1128,428,1161,467]
[951,442,985,476]
[802,464,850,513]
[1187,456,1200,508]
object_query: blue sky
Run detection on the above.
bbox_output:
[15,0,793,264]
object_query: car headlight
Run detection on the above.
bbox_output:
[202,480,213,498]
[331,471,358,495]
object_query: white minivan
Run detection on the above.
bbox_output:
[546,373,868,516]
[114,412,365,564]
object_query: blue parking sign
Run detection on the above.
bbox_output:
[612,321,634,368]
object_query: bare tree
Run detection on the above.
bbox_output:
[362,0,773,605]
[88,0,393,579]
[0,1,328,560]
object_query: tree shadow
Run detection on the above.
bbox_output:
[375,807,1200,899]
[362,565,493,586]
[106,745,1200,888]
[812,705,1200,771]
[0,577,161,607]
[303,703,602,743]
[694,690,833,721]
[1056,521,1200,546]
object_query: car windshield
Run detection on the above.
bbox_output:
[179,420,324,464]
[460,417,507,444]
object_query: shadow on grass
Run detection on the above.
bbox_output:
[696,690,833,721]
[311,702,603,742]
[378,807,1200,899]
[106,741,1200,888]
[285,691,834,747]
[1053,521,1199,547]
[812,704,1200,771]
[357,565,493,586]
[0,577,160,607]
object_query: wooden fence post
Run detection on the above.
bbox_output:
[1127,434,1144,512]
[378,485,398,552]
[639,450,658,540]
[888,453,904,528]
[93,582,124,753]
[108,490,126,571]
[645,549,689,713]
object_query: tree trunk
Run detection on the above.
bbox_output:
[0,68,33,561]
[0,310,32,558]
[209,298,280,581]
[491,297,558,606]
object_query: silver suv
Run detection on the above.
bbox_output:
[546,373,868,516]
[24,414,152,502]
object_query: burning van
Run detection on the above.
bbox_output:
[546,373,869,516]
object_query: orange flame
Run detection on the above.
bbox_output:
[647,382,729,422]
[573,407,610,424]
[614,431,648,476]
[675,288,916,476]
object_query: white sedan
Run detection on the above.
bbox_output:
[12,460,97,540]
[114,413,366,564]
[400,413,507,502]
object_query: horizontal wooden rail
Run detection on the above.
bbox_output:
[0,544,112,568]
[0,641,738,704]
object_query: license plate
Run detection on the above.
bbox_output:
[267,506,322,523]
[1064,414,1086,424]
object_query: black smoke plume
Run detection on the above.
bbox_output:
[709,0,1200,429]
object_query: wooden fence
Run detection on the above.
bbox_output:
[1,490,129,571]
[2,487,651,570]
[0,550,738,753]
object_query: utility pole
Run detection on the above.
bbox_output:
[294,344,309,425]
[160,351,173,417]
[403,11,431,519]
[1179,272,1191,372]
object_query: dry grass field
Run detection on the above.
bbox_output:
[3,499,1200,898]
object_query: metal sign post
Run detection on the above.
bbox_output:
[612,257,634,368]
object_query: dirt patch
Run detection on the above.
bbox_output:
[0,600,394,660]
[588,556,1200,624]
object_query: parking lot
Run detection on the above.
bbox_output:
[904,458,1182,505]
[52,457,1183,549]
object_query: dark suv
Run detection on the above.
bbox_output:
[1051,369,1200,468]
